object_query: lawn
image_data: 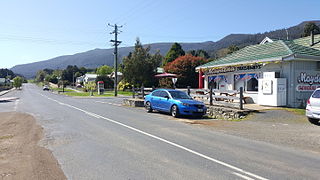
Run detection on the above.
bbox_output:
[62,90,133,97]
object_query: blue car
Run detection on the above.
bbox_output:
[144,89,207,118]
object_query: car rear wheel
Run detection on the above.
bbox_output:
[171,105,179,118]
[308,117,320,125]
[145,101,153,113]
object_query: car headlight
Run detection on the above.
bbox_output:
[182,103,189,106]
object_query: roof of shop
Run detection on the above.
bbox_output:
[197,34,320,69]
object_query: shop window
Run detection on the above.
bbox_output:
[247,78,258,91]
[209,81,218,89]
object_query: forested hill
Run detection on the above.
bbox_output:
[11,20,320,78]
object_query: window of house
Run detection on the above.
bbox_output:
[246,78,258,91]
[234,73,259,92]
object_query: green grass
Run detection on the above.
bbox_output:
[51,87,74,92]
[0,135,14,140]
[62,90,133,97]
[282,108,306,115]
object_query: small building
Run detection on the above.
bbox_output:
[77,74,98,85]
[109,71,123,84]
[196,34,320,108]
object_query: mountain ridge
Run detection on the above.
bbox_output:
[11,20,320,78]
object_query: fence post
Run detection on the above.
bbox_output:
[187,86,191,96]
[132,86,135,98]
[209,85,213,106]
[141,85,145,98]
[239,87,243,110]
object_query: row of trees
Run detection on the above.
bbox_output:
[121,39,210,88]
[35,65,115,89]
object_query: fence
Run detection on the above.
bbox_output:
[188,86,245,110]
[131,86,154,99]
[131,86,245,110]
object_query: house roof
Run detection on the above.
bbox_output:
[84,74,98,78]
[197,34,320,70]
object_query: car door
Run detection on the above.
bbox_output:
[150,91,161,110]
[158,91,171,112]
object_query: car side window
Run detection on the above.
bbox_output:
[159,91,169,98]
[312,90,320,98]
[152,91,161,97]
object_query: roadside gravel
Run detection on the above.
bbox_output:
[0,112,66,180]
[181,109,320,154]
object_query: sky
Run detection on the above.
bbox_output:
[0,0,319,69]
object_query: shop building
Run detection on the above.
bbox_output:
[196,34,320,108]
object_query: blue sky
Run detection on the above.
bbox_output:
[0,0,319,68]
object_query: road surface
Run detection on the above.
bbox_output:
[1,83,319,180]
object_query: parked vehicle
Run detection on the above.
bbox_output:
[306,88,320,124]
[144,89,207,118]
[43,85,50,91]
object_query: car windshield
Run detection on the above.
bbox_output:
[169,91,192,99]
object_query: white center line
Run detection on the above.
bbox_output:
[232,172,255,180]
[39,93,268,180]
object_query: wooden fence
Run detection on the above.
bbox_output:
[131,86,245,110]
[188,87,244,110]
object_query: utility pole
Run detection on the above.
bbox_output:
[108,23,122,97]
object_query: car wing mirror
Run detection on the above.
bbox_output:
[164,96,170,100]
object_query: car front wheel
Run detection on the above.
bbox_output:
[145,101,153,113]
[171,105,179,118]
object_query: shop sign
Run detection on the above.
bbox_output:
[204,64,262,75]
[296,72,320,92]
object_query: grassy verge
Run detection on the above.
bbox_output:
[282,108,305,115]
[63,91,131,97]
[51,87,74,92]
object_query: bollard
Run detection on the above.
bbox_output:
[209,85,213,106]
[239,87,243,110]
[132,86,135,98]
[141,86,145,98]
[187,86,191,96]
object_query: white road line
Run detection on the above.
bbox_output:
[39,93,268,180]
[14,100,19,111]
[232,172,255,180]
[95,101,122,107]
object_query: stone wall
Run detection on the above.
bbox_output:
[123,98,144,107]
[206,105,251,120]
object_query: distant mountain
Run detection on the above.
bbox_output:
[11,20,320,78]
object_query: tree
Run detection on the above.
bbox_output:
[0,69,15,79]
[227,45,240,54]
[123,38,163,87]
[164,55,208,88]
[61,65,80,85]
[35,70,47,82]
[13,76,23,89]
[84,81,96,96]
[96,65,113,76]
[162,42,185,66]
[187,49,210,59]
[96,75,114,89]
[302,22,320,37]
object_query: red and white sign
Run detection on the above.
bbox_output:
[296,85,320,92]
[296,72,320,92]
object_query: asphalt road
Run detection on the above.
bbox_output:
[1,83,319,180]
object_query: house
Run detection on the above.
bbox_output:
[196,34,320,108]
[76,74,98,85]
[109,71,123,84]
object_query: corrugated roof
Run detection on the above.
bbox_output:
[197,34,320,69]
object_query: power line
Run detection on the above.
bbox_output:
[0,34,106,47]
[108,23,123,97]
